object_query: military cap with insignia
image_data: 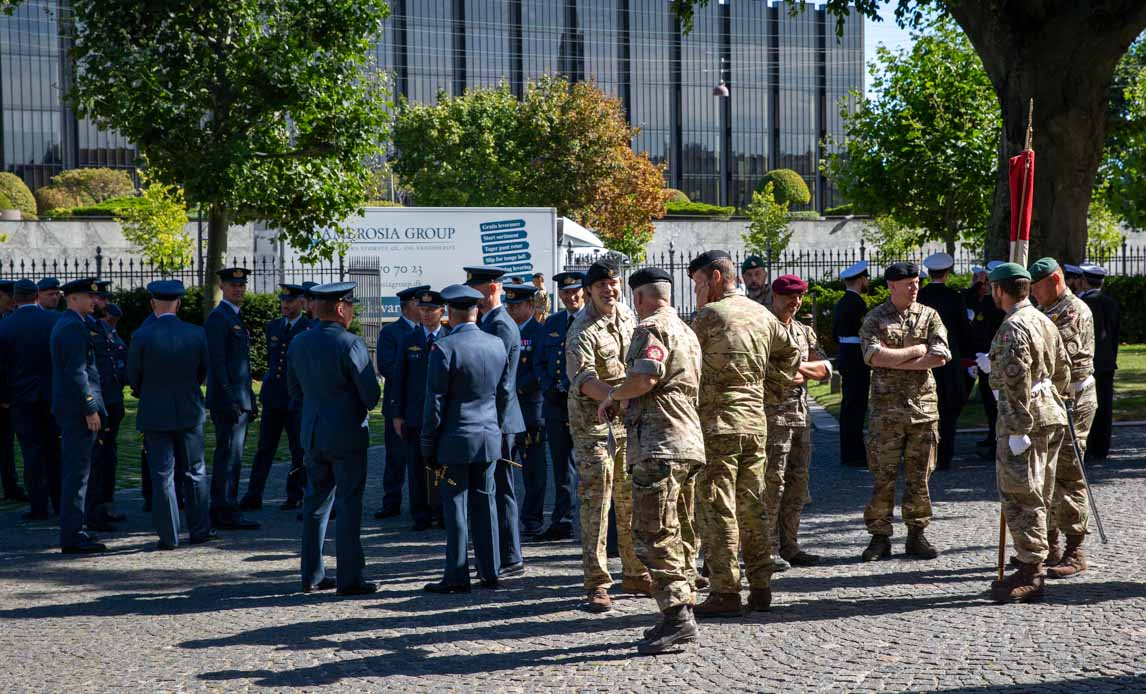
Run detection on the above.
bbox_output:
[884,262,919,282]
[584,258,621,286]
[310,281,360,303]
[418,289,445,307]
[771,274,808,294]
[62,277,100,295]
[628,267,672,290]
[441,284,483,308]
[1081,263,1108,280]
[11,278,38,297]
[741,254,766,272]
[1028,257,1060,283]
[504,284,539,304]
[278,283,307,300]
[923,252,954,272]
[147,279,187,300]
[300,281,319,298]
[988,262,1030,282]
[463,265,508,286]
[840,260,869,280]
[396,284,431,301]
[687,249,732,275]
[553,271,585,290]
[94,279,113,297]
[217,267,250,284]
[37,277,60,291]
[106,303,123,318]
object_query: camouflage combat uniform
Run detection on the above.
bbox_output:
[746,285,772,308]
[859,300,950,536]
[624,306,706,611]
[764,316,828,560]
[566,300,645,589]
[990,299,1070,563]
[534,287,550,323]
[693,289,799,595]
[1038,290,1096,537]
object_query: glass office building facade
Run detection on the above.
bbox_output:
[1,0,861,211]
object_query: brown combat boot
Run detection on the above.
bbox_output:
[586,587,612,613]
[693,592,742,619]
[746,587,772,612]
[620,573,655,597]
[1046,535,1087,579]
[905,526,939,559]
[990,561,1045,604]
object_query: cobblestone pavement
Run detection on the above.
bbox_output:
[2,414,1146,693]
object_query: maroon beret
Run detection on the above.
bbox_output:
[771,274,808,295]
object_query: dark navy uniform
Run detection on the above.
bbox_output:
[243,288,311,510]
[1081,267,1120,459]
[504,284,548,536]
[537,303,579,537]
[0,280,18,503]
[388,291,448,529]
[467,266,525,572]
[127,281,212,548]
[422,285,511,591]
[0,281,60,516]
[374,285,426,517]
[87,286,125,521]
[918,255,970,469]
[967,280,1005,443]
[205,268,258,528]
[50,278,107,552]
[287,282,381,594]
[833,263,870,466]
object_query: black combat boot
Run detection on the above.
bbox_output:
[861,534,892,562]
[905,526,939,559]
[638,605,699,655]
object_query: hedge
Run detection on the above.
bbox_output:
[50,195,158,219]
[663,201,736,218]
[755,169,811,206]
[664,188,690,204]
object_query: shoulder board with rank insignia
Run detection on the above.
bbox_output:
[548,332,559,337]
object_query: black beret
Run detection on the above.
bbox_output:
[584,258,621,287]
[628,267,672,290]
[687,250,732,275]
[884,262,919,282]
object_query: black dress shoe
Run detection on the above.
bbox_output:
[106,511,127,522]
[302,577,337,593]
[411,519,431,531]
[480,578,499,589]
[4,488,29,502]
[189,530,219,545]
[280,498,302,511]
[337,582,378,596]
[155,541,177,551]
[238,497,262,512]
[87,518,119,532]
[373,506,401,520]
[215,517,261,530]
[424,581,471,594]
[62,540,108,554]
[21,510,51,522]
[499,562,526,578]
[532,524,573,542]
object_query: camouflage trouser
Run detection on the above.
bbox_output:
[574,435,645,590]
[1052,384,1096,537]
[765,424,813,559]
[864,420,937,536]
[678,460,703,589]
[997,423,1064,564]
[630,458,703,611]
[699,433,774,594]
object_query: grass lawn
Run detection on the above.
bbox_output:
[1,382,387,512]
[809,343,1146,427]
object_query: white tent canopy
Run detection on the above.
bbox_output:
[558,217,604,248]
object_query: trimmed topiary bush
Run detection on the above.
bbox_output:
[824,203,854,216]
[0,172,37,219]
[36,186,85,216]
[755,169,811,206]
[664,188,690,204]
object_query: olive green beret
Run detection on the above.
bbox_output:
[1027,257,1059,282]
[988,262,1031,282]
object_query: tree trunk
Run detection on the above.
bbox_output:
[947,1,1146,263]
[203,204,229,319]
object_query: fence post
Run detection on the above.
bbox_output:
[859,238,866,261]
[1122,235,1128,276]
[95,246,103,279]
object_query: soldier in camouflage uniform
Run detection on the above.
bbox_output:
[859,262,950,562]
[566,258,653,613]
[766,275,833,569]
[688,250,800,618]
[531,273,550,323]
[982,263,1070,603]
[741,254,771,307]
[1028,258,1095,579]
[598,267,705,655]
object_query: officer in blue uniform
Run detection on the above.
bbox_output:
[1080,264,1120,460]
[0,279,30,504]
[240,284,311,511]
[423,284,511,593]
[530,271,584,542]
[205,267,260,530]
[503,282,548,538]
[389,289,448,531]
[465,265,526,577]
[373,284,428,519]
[833,260,870,467]
[127,281,214,549]
[37,277,62,310]
[86,280,126,528]
[288,281,381,596]
[0,278,59,517]
[50,278,107,553]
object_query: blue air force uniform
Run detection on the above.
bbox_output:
[0,282,62,516]
[287,282,381,593]
[88,280,126,521]
[205,268,258,528]
[50,279,107,552]
[833,261,870,467]
[422,285,511,590]
[1080,265,1120,459]
[127,281,212,547]
[504,284,548,536]
[466,266,525,571]
[388,290,448,528]
[243,284,312,510]
[374,284,426,517]
[0,279,24,503]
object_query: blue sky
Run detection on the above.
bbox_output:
[862,4,915,94]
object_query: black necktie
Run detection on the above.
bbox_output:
[567,312,574,329]
[427,332,435,350]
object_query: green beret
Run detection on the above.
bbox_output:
[1027,257,1059,282]
[988,262,1031,282]
[741,255,766,272]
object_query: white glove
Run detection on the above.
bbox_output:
[967,365,978,379]
[1008,434,1032,456]
[975,352,991,374]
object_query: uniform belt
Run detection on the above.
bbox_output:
[837,336,861,344]
[1070,375,1095,394]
